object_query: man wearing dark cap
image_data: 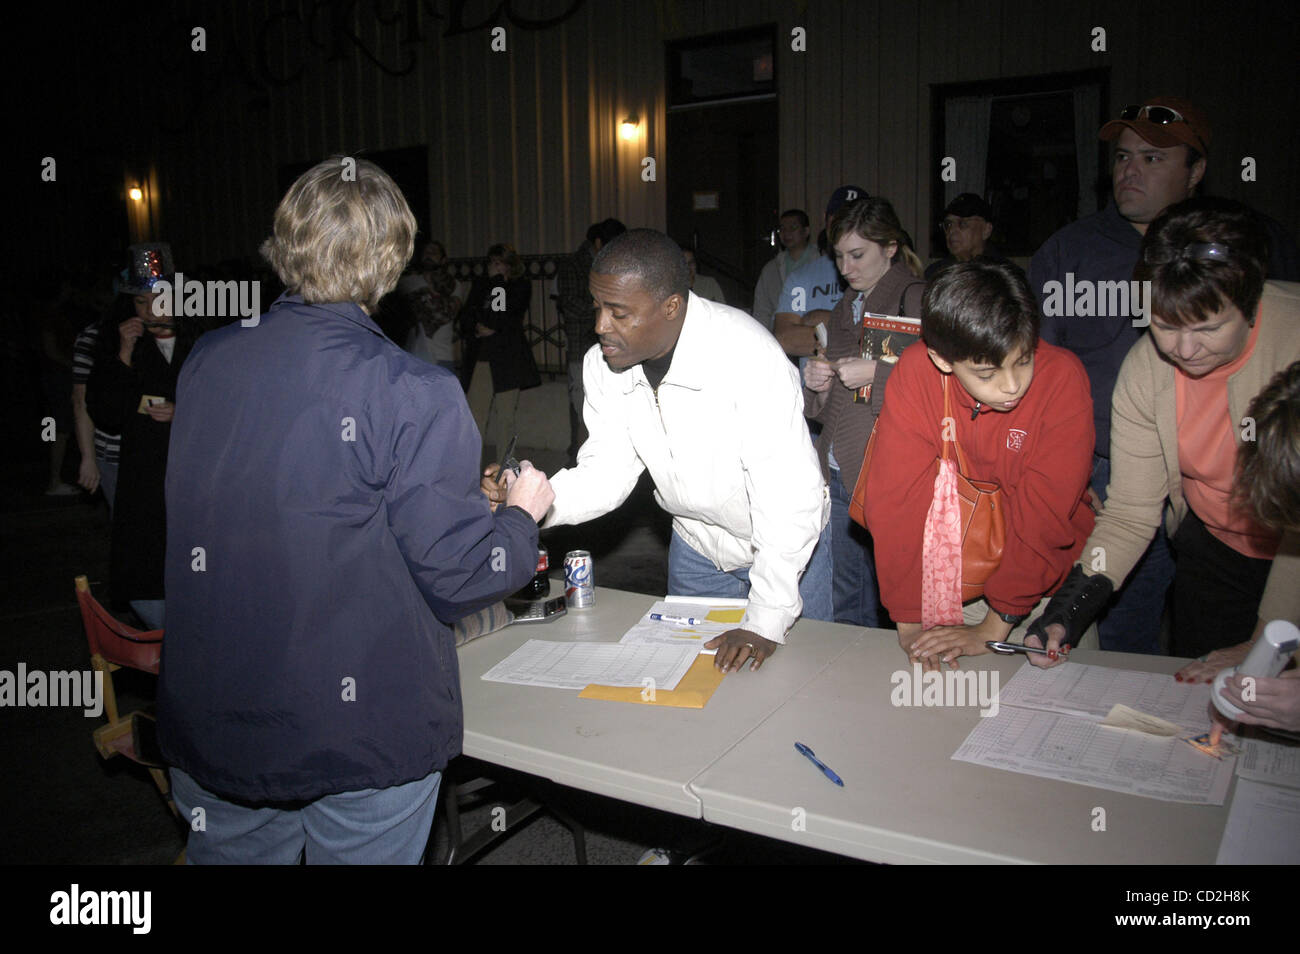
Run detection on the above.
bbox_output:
[772,185,867,359]
[925,193,1004,279]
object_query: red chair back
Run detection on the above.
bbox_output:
[74,576,163,673]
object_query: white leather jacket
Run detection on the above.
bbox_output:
[546,292,829,643]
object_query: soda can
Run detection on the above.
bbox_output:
[564,550,595,608]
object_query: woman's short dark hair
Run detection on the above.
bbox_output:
[1135,197,1269,327]
[921,260,1040,365]
[1235,360,1300,532]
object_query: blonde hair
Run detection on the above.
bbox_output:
[829,196,924,278]
[260,157,416,312]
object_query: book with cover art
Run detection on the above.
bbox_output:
[853,311,923,404]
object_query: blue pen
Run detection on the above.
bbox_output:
[795,742,844,787]
[650,613,705,626]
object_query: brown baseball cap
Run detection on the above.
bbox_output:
[1099,96,1211,154]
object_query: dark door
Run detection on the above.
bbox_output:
[666,102,777,312]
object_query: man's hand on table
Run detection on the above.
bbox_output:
[705,629,778,673]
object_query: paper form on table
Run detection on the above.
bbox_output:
[953,707,1236,804]
[953,662,1237,803]
[481,640,698,691]
[1237,735,1300,789]
[617,597,747,654]
[1215,778,1300,863]
[996,661,1214,732]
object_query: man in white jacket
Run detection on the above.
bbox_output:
[540,229,831,672]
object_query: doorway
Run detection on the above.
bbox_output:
[665,28,778,311]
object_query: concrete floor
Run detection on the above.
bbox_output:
[2,448,854,865]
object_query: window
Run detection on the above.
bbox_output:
[929,70,1108,258]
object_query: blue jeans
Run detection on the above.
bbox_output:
[1091,454,1174,654]
[98,458,119,513]
[828,467,882,627]
[666,522,833,622]
[171,767,441,864]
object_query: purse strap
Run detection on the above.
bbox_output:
[897,280,925,315]
[940,375,974,475]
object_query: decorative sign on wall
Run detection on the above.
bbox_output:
[150,0,587,133]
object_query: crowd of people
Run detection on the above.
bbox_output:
[47,94,1300,863]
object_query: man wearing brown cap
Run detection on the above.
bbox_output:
[1029,96,1296,657]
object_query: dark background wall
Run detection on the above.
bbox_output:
[19,0,1300,276]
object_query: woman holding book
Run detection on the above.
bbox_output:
[802,196,926,626]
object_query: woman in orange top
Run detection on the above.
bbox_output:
[1027,198,1300,669]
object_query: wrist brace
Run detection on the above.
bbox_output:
[1026,565,1114,649]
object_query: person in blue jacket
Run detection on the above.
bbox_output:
[157,157,555,864]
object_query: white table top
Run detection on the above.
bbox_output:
[456,585,857,817]
[690,631,1234,864]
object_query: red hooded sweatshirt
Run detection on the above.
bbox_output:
[862,339,1096,621]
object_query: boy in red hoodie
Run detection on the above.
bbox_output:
[861,260,1095,669]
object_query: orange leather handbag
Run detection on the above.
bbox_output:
[850,375,1005,603]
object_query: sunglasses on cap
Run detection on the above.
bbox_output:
[1142,242,1231,265]
[1118,104,1207,152]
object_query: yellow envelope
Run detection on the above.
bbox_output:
[579,653,725,708]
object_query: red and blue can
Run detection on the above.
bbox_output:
[564,550,595,608]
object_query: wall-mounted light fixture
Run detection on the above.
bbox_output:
[619,115,639,141]
[128,187,144,202]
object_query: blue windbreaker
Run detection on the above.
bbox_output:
[158,296,537,802]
